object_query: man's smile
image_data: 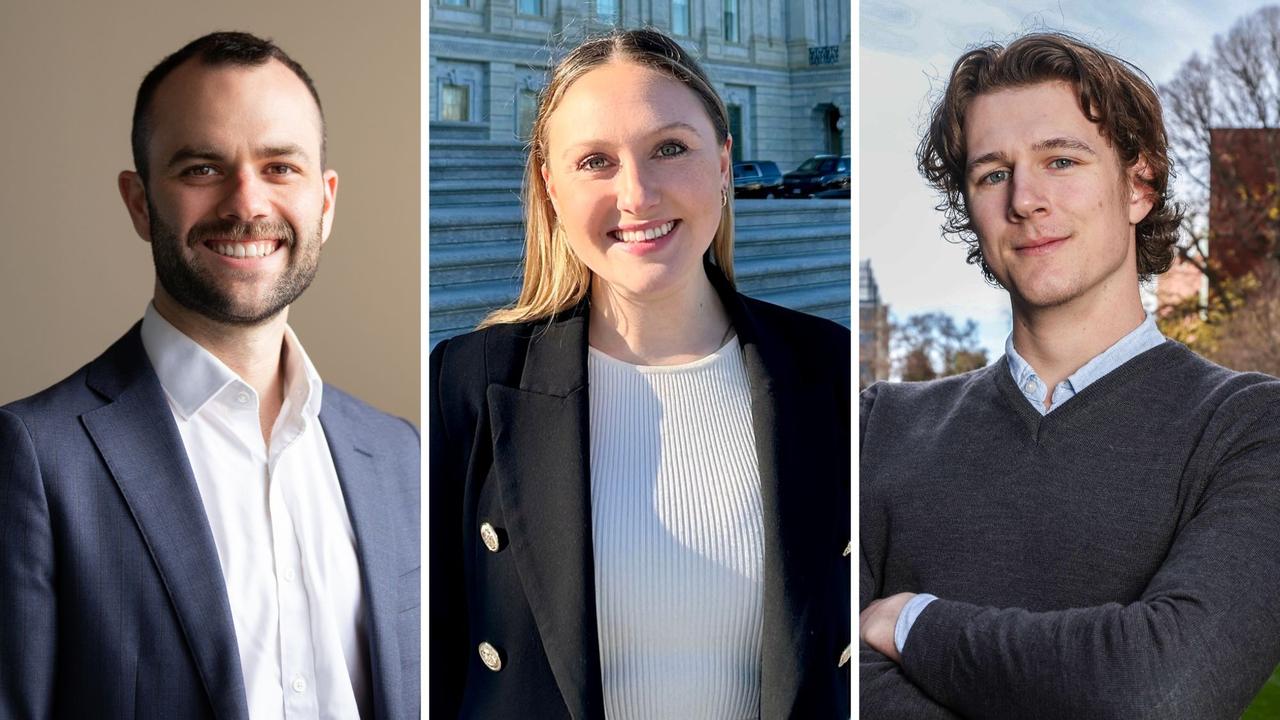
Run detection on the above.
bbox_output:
[203,239,284,259]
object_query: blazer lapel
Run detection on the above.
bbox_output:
[714,269,828,720]
[321,400,403,720]
[486,308,607,720]
[81,326,249,720]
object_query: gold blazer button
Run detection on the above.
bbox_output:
[479,641,504,672]
[479,522,503,553]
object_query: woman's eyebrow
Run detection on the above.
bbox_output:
[558,121,705,159]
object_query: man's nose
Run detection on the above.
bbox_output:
[1008,167,1050,221]
[217,168,272,221]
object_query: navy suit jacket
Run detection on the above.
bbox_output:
[0,324,420,720]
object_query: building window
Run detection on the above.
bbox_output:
[727,104,744,163]
[518,0,541,14]
[440,0,468,6]
[671,0,689,35]
[596,0,619,24]
[441,84,470,122]
[517,88,539,139]
[723,0,738,42]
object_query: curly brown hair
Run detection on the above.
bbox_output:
[917,32,1182,286]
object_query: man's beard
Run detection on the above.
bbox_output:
[148,201,322,326]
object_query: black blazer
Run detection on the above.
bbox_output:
[429,267,851,719]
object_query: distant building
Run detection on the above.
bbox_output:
[428,0,851,170]
[859,259,890,389]
[1208,129,1280,281]
[1158,128,1278,310]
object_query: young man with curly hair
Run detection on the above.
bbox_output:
[860,32,1280,719]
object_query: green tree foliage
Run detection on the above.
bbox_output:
[891,312,989,381]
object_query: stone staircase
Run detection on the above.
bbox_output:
[429,141,851,347]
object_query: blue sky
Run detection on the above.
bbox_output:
[860,0,1280,359]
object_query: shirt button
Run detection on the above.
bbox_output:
[236,391,250,404]
[1023,380,1037,394]
[283,568,296,583]
[291,674,307,693]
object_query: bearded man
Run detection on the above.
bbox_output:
[0,32,418,719]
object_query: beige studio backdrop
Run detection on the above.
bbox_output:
[0,0,419,423]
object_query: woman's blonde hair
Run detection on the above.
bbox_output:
[479,27,735,328]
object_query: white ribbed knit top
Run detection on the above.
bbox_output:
[587,337,764,720]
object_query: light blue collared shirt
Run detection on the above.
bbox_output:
[890,314,1167,655]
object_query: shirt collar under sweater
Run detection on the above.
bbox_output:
[1004,313,1165,415]
[139,302,324,423]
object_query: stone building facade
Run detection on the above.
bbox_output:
[428,0,851,171]
[859,259,890,389]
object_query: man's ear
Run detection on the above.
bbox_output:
[320,169,339,244]
[1127,158,1157,225]
[118,171,152,242]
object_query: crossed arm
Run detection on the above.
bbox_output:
[858,428,1280,720]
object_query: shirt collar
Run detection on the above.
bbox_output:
[1005,313,1165,408]
[139,303,324,420]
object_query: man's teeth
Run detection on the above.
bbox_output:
[615,220,675,243]
[210,241,279,258]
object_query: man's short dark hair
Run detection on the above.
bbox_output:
[130,31,325,185]
[917,32,1183,285]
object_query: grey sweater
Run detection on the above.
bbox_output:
[860,341,1280,720]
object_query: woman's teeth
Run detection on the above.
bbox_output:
[210,241,280,258]
[614,220,675,243]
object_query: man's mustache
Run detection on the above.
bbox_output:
[187,218,295,247]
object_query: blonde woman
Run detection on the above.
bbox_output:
[430,28,850,719]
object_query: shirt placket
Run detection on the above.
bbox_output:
[269,420,319,719]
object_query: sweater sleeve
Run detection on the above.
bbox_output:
[862,647,964,720]
[898,401,1280,720]
[860,525,963,718]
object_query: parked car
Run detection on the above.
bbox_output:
[812,186,850,199]
[781,154,851,197]
[732,160,784,198]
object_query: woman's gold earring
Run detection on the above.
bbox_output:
[721,187,728,207]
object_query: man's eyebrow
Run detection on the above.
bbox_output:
[258,143,310,161]
[558,121,703,160]
[165,144,311,169]
[967,150,1010,174]
[1032,136,1097,155]
[966,137,1098,174]
[166,146,224,169]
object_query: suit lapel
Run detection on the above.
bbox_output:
[81,326,249,720]
[321,399,403,720]
[715,270,826,720]
[486,309,607,720]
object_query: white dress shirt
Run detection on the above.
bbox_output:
[140,304,370,719]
